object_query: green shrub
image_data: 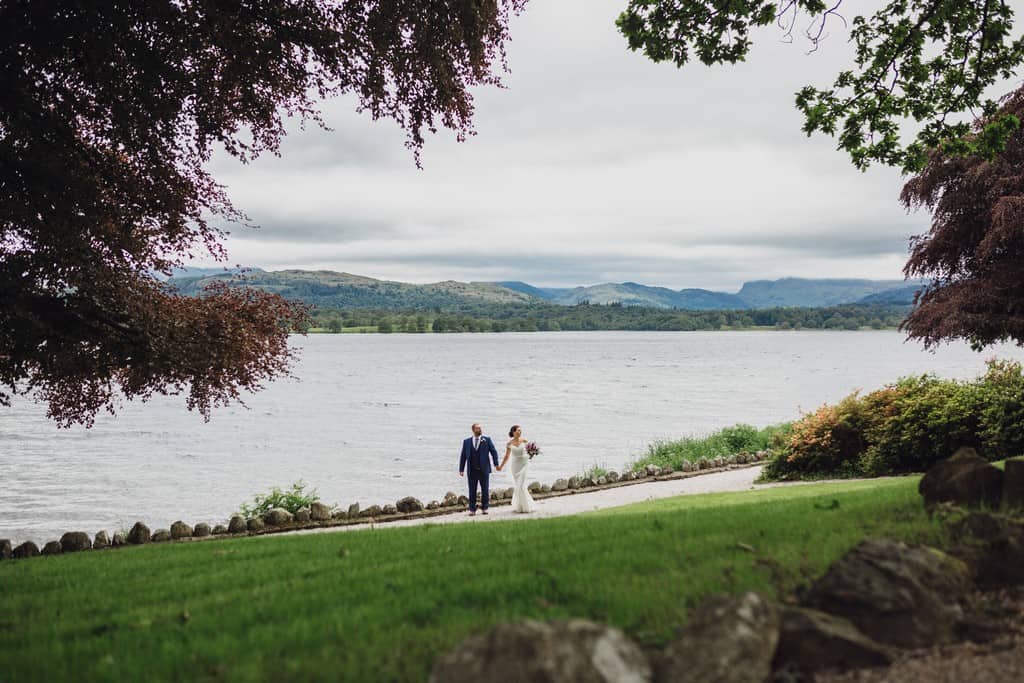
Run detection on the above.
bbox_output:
[238,480,320,517]
[632,423,785,472]
[580,462,610,480]
[764,359,1024,480]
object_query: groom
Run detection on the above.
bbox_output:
[459,423,500,516]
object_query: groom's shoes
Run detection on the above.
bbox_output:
[481,510,489,515]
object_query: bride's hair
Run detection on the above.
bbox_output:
[508,424,520,438]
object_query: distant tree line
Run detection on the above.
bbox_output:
[306,302,910,334]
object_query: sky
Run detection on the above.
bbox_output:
[197,0,1008,292]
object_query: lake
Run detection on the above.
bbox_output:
[2,330,1022,544]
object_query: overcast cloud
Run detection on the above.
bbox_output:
[195,0,1006,291]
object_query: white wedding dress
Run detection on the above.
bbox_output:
[509,442,537,513]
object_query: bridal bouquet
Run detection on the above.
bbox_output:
[526,441,541,459]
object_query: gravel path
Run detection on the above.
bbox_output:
[288,465,835,536]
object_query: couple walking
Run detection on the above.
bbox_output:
[459,423,536,516]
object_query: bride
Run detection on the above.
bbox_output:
[498,425,536,513]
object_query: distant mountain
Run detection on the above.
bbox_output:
[856,284,924,305]
[168,270,537,309]
[491,281,559,300]
[544,282,749,310]
[160,266,262,281]
[735,278,912,308]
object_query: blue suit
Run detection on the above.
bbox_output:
[460,436,499,511]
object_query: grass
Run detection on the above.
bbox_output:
[631,423,788,471]
[0,477,939,682]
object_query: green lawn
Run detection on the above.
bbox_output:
[0,477,939,682]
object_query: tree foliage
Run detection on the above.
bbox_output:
[901,87,1024,348]
[0,0,522,425]
[617,0,1024,171]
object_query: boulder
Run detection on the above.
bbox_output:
[193,523,212,538]
[804,538,972,648]
[397,497,424,513]
[111,531,126,546]
[332,510,348,520]
[698,458,710,470]
[736,453,748,464]
[212,525,228,535]
[228,515,247,534]
[552,478,569,491]
[726,455,737,465]
[127,521,151,545]
[429,619,651,683]
[581,477,596,488]
[170,521,193,539]
[151,529,172,542]
[443,492,459,507]
[773,605,893,675]
[13,541,39,559]
[658,592,778,683]
[381,504,397,515]
[310,502,332,521]
[457,496,469,507]
[947,511,1024,586]
[246,518,265,532]
[919,447,1004,510]
[568,476,582,490]
[645,464,659,477]
[596,477,608,486]
[0,539,11,560]
[294,507,312,523]
[661,465,674,474]
[427,501,440,510]
[490,491,500,502]
[607,471,620,483]
[348,502,362,517]
[361,505,383,518]
[42,541,62,555]
[541,484,552,493]
[93,531,110,549]
[503,487,515,499]
[528,481,541,493]
[1004,458,1024,510]
[263,508,293,526]
[59,531,91,552]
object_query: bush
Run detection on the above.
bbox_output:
[238,480,320,517]
[763,359,1024,480]
[631,423,785,472]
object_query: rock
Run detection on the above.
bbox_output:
[773,605,893,674]
[1004,458,1024,510]
[127,522,151,545]
[361,505,383,518]
[42,541,62,555]
[919,447,1004,510]
[427,500,440,510]
[568,476,583,489]
[682,461,695,472]
[111,531,126,546]
[645,464,659,476]
[541,484,552,493]
[348,502,362,517]
[552,478,569,491]
[443,492,459,507]
[93,531,110,549]
[658,592,778,683]
[193,523,211,537]
[59,531,91,552]
[429,619,651,683]
[607,471,620,483]
[503,487,515,499]
[457,495,469,507]
[228,515,247,534]
[310,501,332,521]
[947,511,1024,587]
[528,481,541,493]
[596,477,608,485]
[263,508,293,526]
[332,510,348,520]
[490,491,500,502]
[661,465,674,474]
[246,518,264,532]
[736,453,748,464]
[151,529,172,542]
[623,470,636,480]
[13,541,39,559]
[381,504,397,515]
[581,477,596,488]
[294,508,312,523]
[170,521,193,539]
[726,455,737,465]
[212,525,228,535]
[0,539,11,560]
[397,496,424,513]
[698,458,709,470]
[804,538,972,648]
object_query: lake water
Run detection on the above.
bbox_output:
[3,331,1022,544]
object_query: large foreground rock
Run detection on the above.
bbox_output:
[170,521,193,539]
[59,531,92,552]
[657,591,778,683]
[430,619,651,683]
[13,541,39,559]
[310,502,332,521]
[0,539,11,560]
[193,523,211,538]
[151,529,172,542]
[228,515,247,534]
[246,517,265,532]
[263,508,293,526]
[773,605,893,675]
[804,538,972,648]
[42,541,62,555]
[947,511,1024,587]
[93,531,110,549]
[127,522,151,545]
[396,496,424,513]
[919,447,1004,510]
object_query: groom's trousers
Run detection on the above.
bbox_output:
[467,468,489,512]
